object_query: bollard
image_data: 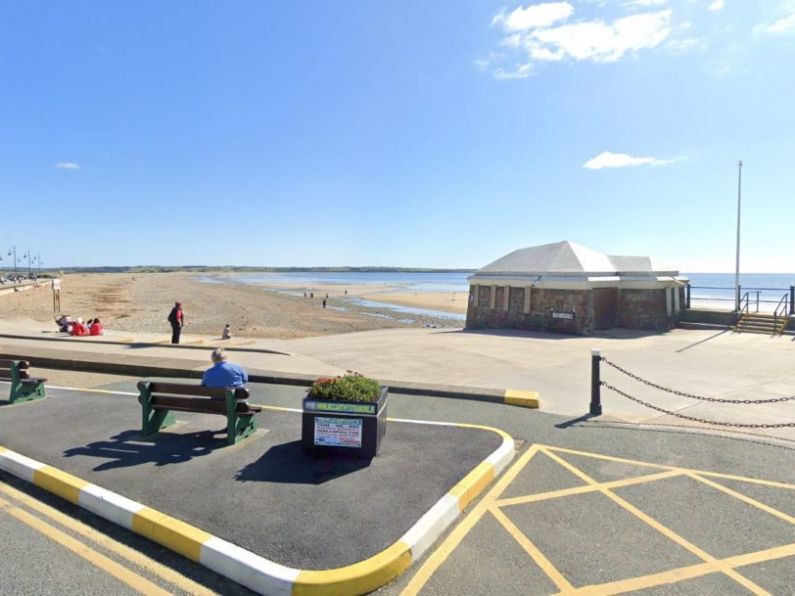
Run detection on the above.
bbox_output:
[590,348,602,416]
[685,283,691,309]
[790,285,794,316]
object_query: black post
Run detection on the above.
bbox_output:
[686,283,691,309]
[790,285,794,316]
[590,349,602,416]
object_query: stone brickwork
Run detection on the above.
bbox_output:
[467,285,682,335]
[467,286,594,335]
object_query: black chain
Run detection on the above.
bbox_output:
[601,382,795,429]
[601,357,795,404]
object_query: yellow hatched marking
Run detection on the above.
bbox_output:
[544,444,795,491]
[489,506,575,593]
[542,448,771,595]
[0,496,171,595]
[0,481,214,595]
[400,444,542,595]
[495,469,682,508]
[686,472,795,526]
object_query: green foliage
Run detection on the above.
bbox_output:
[309,372,382,402]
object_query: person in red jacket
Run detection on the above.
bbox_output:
[71,318,90,336]
[89,318,104,336]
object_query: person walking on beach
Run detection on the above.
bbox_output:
[167,301,184,344]
[322,298,327,308]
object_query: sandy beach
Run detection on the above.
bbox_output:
[0,272,465,339]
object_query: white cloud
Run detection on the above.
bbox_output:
[54,161,81,170]
[494,63,534,79]
[625,0,668,7]
[582,151,675,169]
[493,2,574,32]
[767,11,795,33]
[708,0,724,11]
[527,10,672,62]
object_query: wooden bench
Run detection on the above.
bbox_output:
[137,381,262,445]
[0,359,47,403]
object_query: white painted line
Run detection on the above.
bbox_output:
[47,385,138,397]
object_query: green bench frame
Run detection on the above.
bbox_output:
[137,381,262,445]
[0,359,46,403]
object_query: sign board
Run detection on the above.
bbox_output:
[552,311,574,320]
[52,278,61,291]
[314,416,363,448]
[305,400,376,415]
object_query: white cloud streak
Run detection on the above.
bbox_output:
[708,0,724,11]
[493,2,574,32]
[767,11,795,33]
[55,161,81,170]
[582,151,675,169]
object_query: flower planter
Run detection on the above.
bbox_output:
[302,385,388,458]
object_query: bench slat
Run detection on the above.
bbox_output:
[0,359,29,369]
[148,382,249,401]
[152,396,228,413]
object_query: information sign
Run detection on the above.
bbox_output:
[314,416,363,448]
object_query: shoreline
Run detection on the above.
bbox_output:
[0,272,465,340]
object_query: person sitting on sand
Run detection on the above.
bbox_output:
[222,324,232,340]
[55,314,73,333]
[89,318,104,336]
[71,317,90,337]
[201,348,248,390]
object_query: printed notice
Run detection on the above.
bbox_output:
[314,416,363,448]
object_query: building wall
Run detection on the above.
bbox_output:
[467,285,594,335]
[616,289,673,331]
[467,284,681,335]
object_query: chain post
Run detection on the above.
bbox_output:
[790,284,794,316]
[590,348,602,416]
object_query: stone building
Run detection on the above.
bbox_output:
[466,241,688,335]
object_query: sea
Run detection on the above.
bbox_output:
[205,271,795,318]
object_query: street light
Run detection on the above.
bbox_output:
[7,246,17,274]
[734,160,743,312]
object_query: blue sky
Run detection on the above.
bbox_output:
[1,1,794,271]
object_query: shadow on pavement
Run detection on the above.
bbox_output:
[63,429,227,470]
[236,440,371,484]
[554,413,598,429]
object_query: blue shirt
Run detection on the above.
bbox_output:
[201,361,248,389]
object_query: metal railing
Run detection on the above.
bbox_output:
[685,283,794,315]
[774,292,789,327]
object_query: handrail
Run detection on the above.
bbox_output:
[774,292,789,327]
[739,292,750,315]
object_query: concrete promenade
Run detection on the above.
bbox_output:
[1,323,794,593]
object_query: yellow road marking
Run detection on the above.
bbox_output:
[0,481,214,595]
[489,506,575,593]
[404,441,795,595]
[542,448,770,595]
[495,469,682,508]
[400,444,542,595]
[686,472,795,526]
[544,445,795,491]
[0,496,171,595]
[33,466,89,505]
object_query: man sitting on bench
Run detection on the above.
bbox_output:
[201,348,248,391]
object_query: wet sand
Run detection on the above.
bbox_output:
[0,273,464,339]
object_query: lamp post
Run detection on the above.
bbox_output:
[23,250,31,277]
[7,246,17,274]
[734,160,743,313]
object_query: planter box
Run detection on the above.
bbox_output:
[302,386,388,458]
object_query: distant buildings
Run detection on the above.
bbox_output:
[466,241,688,335]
